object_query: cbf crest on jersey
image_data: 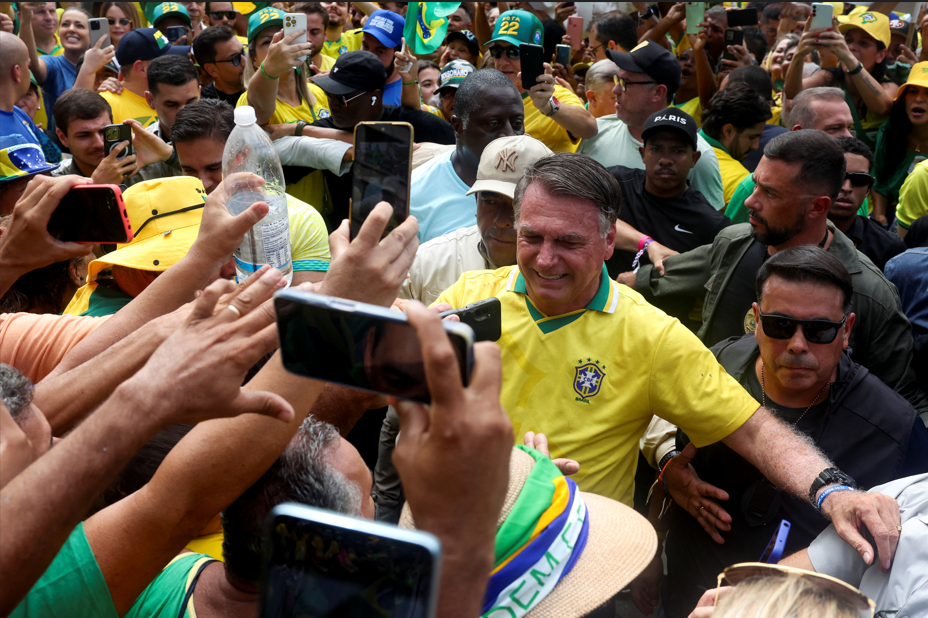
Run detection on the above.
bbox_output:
[574,359,605,401]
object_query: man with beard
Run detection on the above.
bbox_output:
[620,130,927,416]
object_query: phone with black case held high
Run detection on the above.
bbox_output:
[350,122,413,240]
[46,184,134,244]
[274,290,474,404]
[259,503,442,618]
[519,42,545,90]
[722,29,744,63]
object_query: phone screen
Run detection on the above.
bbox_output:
[47,186,131,243]
[261,513,438,618]
[275,294,470,403]
[351,123,412,240]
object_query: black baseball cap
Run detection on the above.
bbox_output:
[445,29,479,56]
[312,51,387,96]
[641,109,698,149]
[607,40,681,96]
[115,28,190,67]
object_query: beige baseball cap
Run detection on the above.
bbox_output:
[465,135,553,199]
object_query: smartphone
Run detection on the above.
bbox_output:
[723,29,744,62]
[519,43,545,90]
[685,2,705,34]
[759,520,791,563]
[726,8,757,28]
[104,123,133,161]
[275,290,475,404]
[46,184,133,244]
[164,25,187,44]
[284,12,308,62]
[350,122,413,241]
[566,15,584,50]
[260,503,442,618]
[88,17,109,48]
[555,44,571,66]
[809,2,834,31]
[439,297,501,342]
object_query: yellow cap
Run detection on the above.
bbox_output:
[895,61,928,102]
[837,9,891,48]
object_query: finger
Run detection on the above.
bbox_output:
[532,432,551,456]
[353,201,393,248]
[696,479,731,503]
[228,389,295,422]
[393,398,430,442]
[405,301,466,410]
[28,175,91,219]
[282,28,306,45]
[431,302,453,314]
[832,514,874,566]
[329,219,350,259]
[655,259,666,276]
[218,264,270,306]
[189,278,236,323]
[861,499,899,570]
[225,266,285,322]
[700,499,733,527]
[523,430,537,449]
[466,341,504,410]
[672,442,698,468]
[553,458,580,475]
[698,514,726,544]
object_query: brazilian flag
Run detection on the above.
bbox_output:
[403,2,461,54]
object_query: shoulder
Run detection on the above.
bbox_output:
[607,164,642,182]
[411,148,453,178]
[438,266,517,307]
[99,90,119,103]
[716,222,753,241]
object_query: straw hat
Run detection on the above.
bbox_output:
[400,448,658,618]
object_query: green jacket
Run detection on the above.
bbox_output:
[634,222,927,416]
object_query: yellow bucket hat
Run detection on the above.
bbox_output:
[85,176,208,283]
[837,8,891,48]
[895,61,928,102]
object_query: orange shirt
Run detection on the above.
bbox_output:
[0,313,107,383]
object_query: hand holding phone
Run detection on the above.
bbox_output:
[722,29,744,63]
[283,12,308,62]
[519,43,546,90]
[808,2,834,32]
[46,184,133,244]
[685,2,705,35]
[566,15,584,50]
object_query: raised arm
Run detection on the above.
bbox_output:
[689,30,718,109]
[526,64,598,140]
[246,29,312,125]
[72,34,114,90]
[783,24,830,100]
[16,6,48,83]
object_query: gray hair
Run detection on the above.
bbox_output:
[787,87,846,129]
[585,59,618,95]
[513,152,621,238]
[0,363,33,419]
[221,415,363,583]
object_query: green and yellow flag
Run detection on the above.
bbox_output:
[403,2,461,54]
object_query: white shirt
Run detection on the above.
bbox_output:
[399,225,494,305]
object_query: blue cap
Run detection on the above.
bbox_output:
[116,28,190,66]
[362,10,404,48]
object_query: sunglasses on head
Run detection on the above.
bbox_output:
[213,51,244,66]
[210,10,237,20]
[489,46,520,59]
[758,310,847,344]
[845,171,873,187]
[107,17,132,26]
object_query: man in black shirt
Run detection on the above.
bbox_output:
[827,137,906,271]
[193,26,246,106]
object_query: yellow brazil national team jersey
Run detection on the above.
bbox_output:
[315,54,336,72]
[673,96,702,128]
[434,264,759,506]
[321,28,363,59]
[37,32,63,56]
[522,85,584,153]
[700,130,749,207]
[100,89,158,128]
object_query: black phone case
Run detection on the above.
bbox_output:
[104,125,133,160]
[441,298,501,342]
[519,43,545,90]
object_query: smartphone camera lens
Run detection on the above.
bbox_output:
[91,21,100,30]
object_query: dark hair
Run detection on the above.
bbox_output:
[292,2,330,29]
[221,416,362,583]
[741,26,767,62]
[146,54,199,96]
[756,246,853,315]
[0,256,84,314]
[591,11,638,53]
[453,68,520,125]
[171,98,235,144]
[543,19,566,65]
[53,88,113,135]
[513,152,621,237]
[763,130,847,202]
[417,59,439,74]
[0,363,33,418]
[457,4,472,19]
[192,25,237,65]
[702,82,772,139]
[879,99,911,185]
[835,136,873,172]
[761,5,782,23]
[727,65,773,102]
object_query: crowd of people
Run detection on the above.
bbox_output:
[1,2,927,618]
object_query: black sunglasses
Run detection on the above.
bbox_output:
[213,51,244,66]
[107,17,132,26]
[489,46,520,59]
[210,10,237,20]
[758,311,847,344]
[845,171,873,187]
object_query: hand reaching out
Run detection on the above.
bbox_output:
[663,444,732,544]
[523,431,580,475]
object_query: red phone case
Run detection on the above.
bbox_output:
[567,16,584,50]
[67,184,133,244]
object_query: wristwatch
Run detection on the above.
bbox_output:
[543,95,560,117]
[808,468,857,505]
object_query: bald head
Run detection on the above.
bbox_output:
[0,32,30,94]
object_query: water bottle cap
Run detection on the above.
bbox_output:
[234,106,257,126]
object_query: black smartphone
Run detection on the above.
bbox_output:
[103,123,133,160]
[165,25,187,43]
[723,29,744,62]
[350,122,413,241]
[726,8,757,28]
[260,503,442,618]
[46,184,134,244]
[439,297,501,342]
[519,42,545,90]
[555,43,571,67]
[275,290,475,404]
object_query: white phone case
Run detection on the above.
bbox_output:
[284,13,308,62]
[809,3,834,32]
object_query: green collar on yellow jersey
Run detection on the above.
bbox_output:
[506,263,619,334]
[698,129,728,155]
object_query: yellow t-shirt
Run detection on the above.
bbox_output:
[700,131,749,207]
[100,88,158,127]
[286,193,331,271]
[424,105,448,121]
[897,159,928,230]
[434,265,759,506]
[770,105,782,127]
[321,28,363,59]
[315,53,336,72]
[522,85,585,153]
[673,96,702,128]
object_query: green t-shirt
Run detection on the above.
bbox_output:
[11,523,118,618]
[873,121,927,205]
[725,175,869,225]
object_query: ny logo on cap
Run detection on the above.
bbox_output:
[496,148,518,172]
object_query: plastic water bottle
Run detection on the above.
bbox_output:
[222,105,292,285]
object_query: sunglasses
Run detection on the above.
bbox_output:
[489,46,520,59]
[210,10,237,20]
[328,90,366,106]
[717,563,874,617]
[845,171,874,187]
[758,310,847,344]
[107,17,132,26]
[213,51,244,66]
[612,75,657,91]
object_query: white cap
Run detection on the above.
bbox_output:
[234,106,256,126]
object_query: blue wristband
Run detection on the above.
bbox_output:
[815,484,854,512]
